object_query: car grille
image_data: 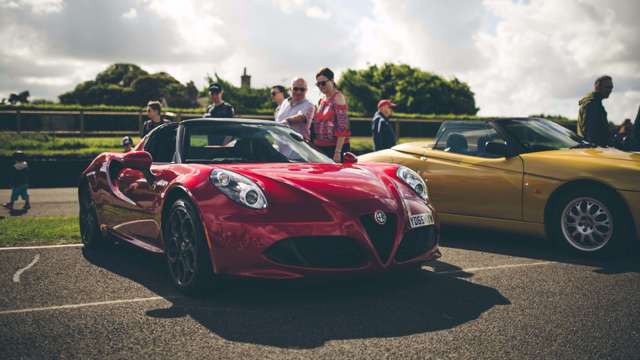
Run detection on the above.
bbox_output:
[360,213,397,263]
[264,236,367,268]
[395,226,437,262]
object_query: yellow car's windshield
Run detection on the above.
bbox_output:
[500,119,591,153]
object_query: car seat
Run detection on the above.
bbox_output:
[445,133,468,153]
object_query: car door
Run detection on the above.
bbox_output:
[112,124,177,245]
[419,122,524,221]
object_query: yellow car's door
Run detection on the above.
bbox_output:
[418,122,524,221]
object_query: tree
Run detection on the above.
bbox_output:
[59,63,198,108]
[95,63,148,87]
[338,63,479,115]
[8,91,30,105]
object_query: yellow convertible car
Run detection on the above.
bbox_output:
[359,118,640,255]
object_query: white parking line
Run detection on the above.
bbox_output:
[432,261,555,275]
[0,244,82,251]
[0,296,172,315]
[13,254,40,283]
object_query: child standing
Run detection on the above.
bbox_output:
[3,151,30,211]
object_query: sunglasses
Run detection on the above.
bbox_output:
[292,87,306,92]
[316,80,329,87]
[270,91,280,96]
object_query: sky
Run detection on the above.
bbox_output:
[0,0,639,122]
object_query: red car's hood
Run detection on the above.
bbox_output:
[223,163,395,203]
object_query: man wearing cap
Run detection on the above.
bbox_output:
[372,99,397,151]
[204,83,235,118]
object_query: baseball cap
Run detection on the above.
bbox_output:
[377,99,397,109]
[208,83,222,93]
[121,136,133,146]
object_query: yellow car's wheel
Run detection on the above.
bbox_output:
[550,187,629,256]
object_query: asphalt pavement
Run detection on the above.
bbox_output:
[0,187,78,217]
[1,229,639,359]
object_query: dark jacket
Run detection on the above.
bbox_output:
[635,105,640,143]
[9,162,29,187]
[577,92,611,147]
[372,111,396,151]
[204,102,235,118]
[142,119,171,137]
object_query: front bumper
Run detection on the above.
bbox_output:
[199,198,440,279]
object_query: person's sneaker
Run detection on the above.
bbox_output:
[23,203,31,210]
[2,202,13,210]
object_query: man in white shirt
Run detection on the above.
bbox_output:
[275,78,315,141]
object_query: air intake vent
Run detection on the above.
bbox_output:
[395,226,437,262]
[264,236,366,268]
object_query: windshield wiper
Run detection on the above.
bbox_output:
[570,142,597,149]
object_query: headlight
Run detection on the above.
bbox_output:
[396,166,428,201]
[210,169,268,209]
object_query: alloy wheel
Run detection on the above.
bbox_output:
[560,197,613,252]
[166,206,198,287]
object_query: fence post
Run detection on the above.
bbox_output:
[138,110,143,137]
[79,110,85,137]
[16,109,21,133]
[395,119,401,140]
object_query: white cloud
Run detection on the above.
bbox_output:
[469,0,640,123]
[353,0,640,123]
[305,6,331,20]
[274,0,305,14]
[122,7,137,19]
[0,0,63,13]
[0,0,637,123]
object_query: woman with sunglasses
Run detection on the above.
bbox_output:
[312,67,351,162]
[271,85,287,120]
[275,78,315,141]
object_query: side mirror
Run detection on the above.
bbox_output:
[121,151,152,171]
[485,141,510,157]
[342,152,358,164]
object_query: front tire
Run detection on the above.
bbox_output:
[163,198,216,295]
[79,186,105,253]
[550,187,628,256]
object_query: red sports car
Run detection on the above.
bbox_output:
[78,119,441,294]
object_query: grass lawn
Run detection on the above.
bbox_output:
[0,133,139,156]
[1,133,433,156]
[0,215,80,247]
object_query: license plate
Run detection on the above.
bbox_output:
[409,212,434,228]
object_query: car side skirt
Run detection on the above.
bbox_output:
[619,190,640,241]
[439,213,546,238]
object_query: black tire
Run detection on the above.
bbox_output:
[79,186,105,254]
[163,198,216,295]
[549,186,629,257]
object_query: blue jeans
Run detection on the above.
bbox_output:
[10,184,29,202]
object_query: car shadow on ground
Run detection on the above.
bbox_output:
[440,226,640,275]
[85,241,510,349]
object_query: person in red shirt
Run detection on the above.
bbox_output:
[312,67,351,162]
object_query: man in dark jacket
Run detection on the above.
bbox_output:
[635,105,640,146]
[372,99,397,151]
[142,101,171,137]
[204,83,235,118]
[577,75,614,147]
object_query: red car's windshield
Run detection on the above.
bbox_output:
[182,124,333,164]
